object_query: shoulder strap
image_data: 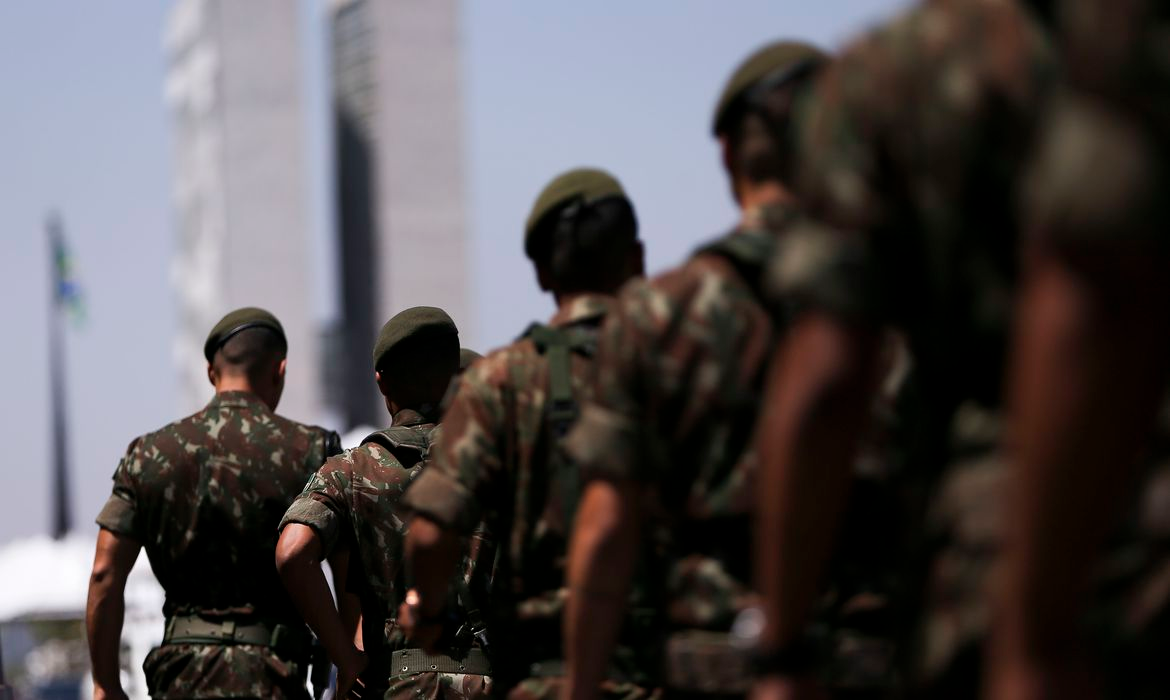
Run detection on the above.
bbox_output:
[521,322,600,532]
[361,426,433,468]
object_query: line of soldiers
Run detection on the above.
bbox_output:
[84,0,1168,698]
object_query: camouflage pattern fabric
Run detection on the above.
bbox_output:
[385,670,493,700]
[405,294,659,695]
[279,409,491,699]
[763,0,1170,693]
[95,390,341,700]
[561,214,797,698]
[1025,0,1170,252]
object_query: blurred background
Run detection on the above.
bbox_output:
[0,1,904,697]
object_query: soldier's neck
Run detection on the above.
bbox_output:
[215,375,258,397]
[738,180,796,219]
[553,291,595,314]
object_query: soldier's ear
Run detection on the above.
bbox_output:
[206,362,217,388]
[535,263,553,293]
[630,240,646,278]
[375,370,390,397]
[277,358,287,383]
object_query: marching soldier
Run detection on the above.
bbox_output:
[398,168,652,698]
[559,44,828,699]
[276,307,492,700]
[87,308,341,700]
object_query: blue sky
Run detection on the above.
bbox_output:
[0,0,903,545]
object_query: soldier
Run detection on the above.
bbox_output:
[746,1,1062,698]
[275,306,492,700]
[86,307,342,700]
[459,348,482,374]
[397,168,649,698]
[558,44,828,700]
[990,1,1170,697]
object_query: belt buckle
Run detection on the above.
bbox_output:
[221,619,237,641]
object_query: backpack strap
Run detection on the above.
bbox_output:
[361,426,432,469]
[520,322,600,531]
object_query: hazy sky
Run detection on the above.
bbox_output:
[0,0,904,546]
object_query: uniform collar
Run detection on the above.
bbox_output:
[208,390,271,412]
[549,292,613,328]
[739,200,801,234]
[391,407,437,428]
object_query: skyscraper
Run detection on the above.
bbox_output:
[165,0,323,423]
[330,0,470,428]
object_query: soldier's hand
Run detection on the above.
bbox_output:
[336,646,368,700]
[93,687,130,700]
[750,675,827,700]
[398,588,444,653]
[984,659,1100,700]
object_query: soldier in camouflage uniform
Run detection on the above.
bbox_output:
[276,307,492,700]
[398,168,650,699]
[743,1,1170,698]
[87,307,342,700]
[557,44,828,700]
[990,1,1170,697]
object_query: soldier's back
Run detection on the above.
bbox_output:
[97,390,339,699]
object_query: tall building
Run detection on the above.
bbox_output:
[330,0,470,428]
[165,0,323,423]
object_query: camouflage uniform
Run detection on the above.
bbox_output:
[561,210,807,697]
[404,295,658,700]
[767,0,1170,694]
[279,408,492,700]
[95,390,341,700]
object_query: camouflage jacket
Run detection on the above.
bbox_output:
[279,409,493,672]
[565,215,796,633]
[404,295,616,664]
[96,390,341,700]
[767,0,1056,420]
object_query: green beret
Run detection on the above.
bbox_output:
[711,40,828,136]
[204,307,286,362]
[459,348,483,371]
[372,306,459,370]
[524,167,628,258]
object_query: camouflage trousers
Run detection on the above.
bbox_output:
[506,676,659,700]
[143,642,308,700]
[915,406,1170,699]
[382,671,492,700]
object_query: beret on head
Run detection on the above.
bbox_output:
[524,167,628,258]
[372,306,459,371]
[711,40,829,136]
[459,348,483,371]
[204,307,286,362]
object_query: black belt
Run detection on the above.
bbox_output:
[389,648,492,677]
[163,614,311,661]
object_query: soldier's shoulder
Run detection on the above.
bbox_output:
[464,337,545,389]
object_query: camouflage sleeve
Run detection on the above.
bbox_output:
[404,363,505,534]
[564,285,653,484]
[279,457,352,555]
[95,437,145,539]
[763,34,894,325]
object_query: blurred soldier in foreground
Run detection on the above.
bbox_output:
[399,168,650,698]
[991,1,1170,698]
[748,0,1070,697]
[276,307,493,700]
[87,308,341,700]
[559,44,826,700]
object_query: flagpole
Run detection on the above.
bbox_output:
[47,212,72,540]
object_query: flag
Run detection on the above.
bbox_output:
[48,213,85,326]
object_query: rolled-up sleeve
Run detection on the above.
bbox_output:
[280,465,349,555]
[96,438,143,539]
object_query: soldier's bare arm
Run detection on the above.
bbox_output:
[753,314,880,684]
[564,479,641,700]
[86,528,140,700]
[399,515,461,651]
[276,523,367,696]
[989,249,1170,699]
